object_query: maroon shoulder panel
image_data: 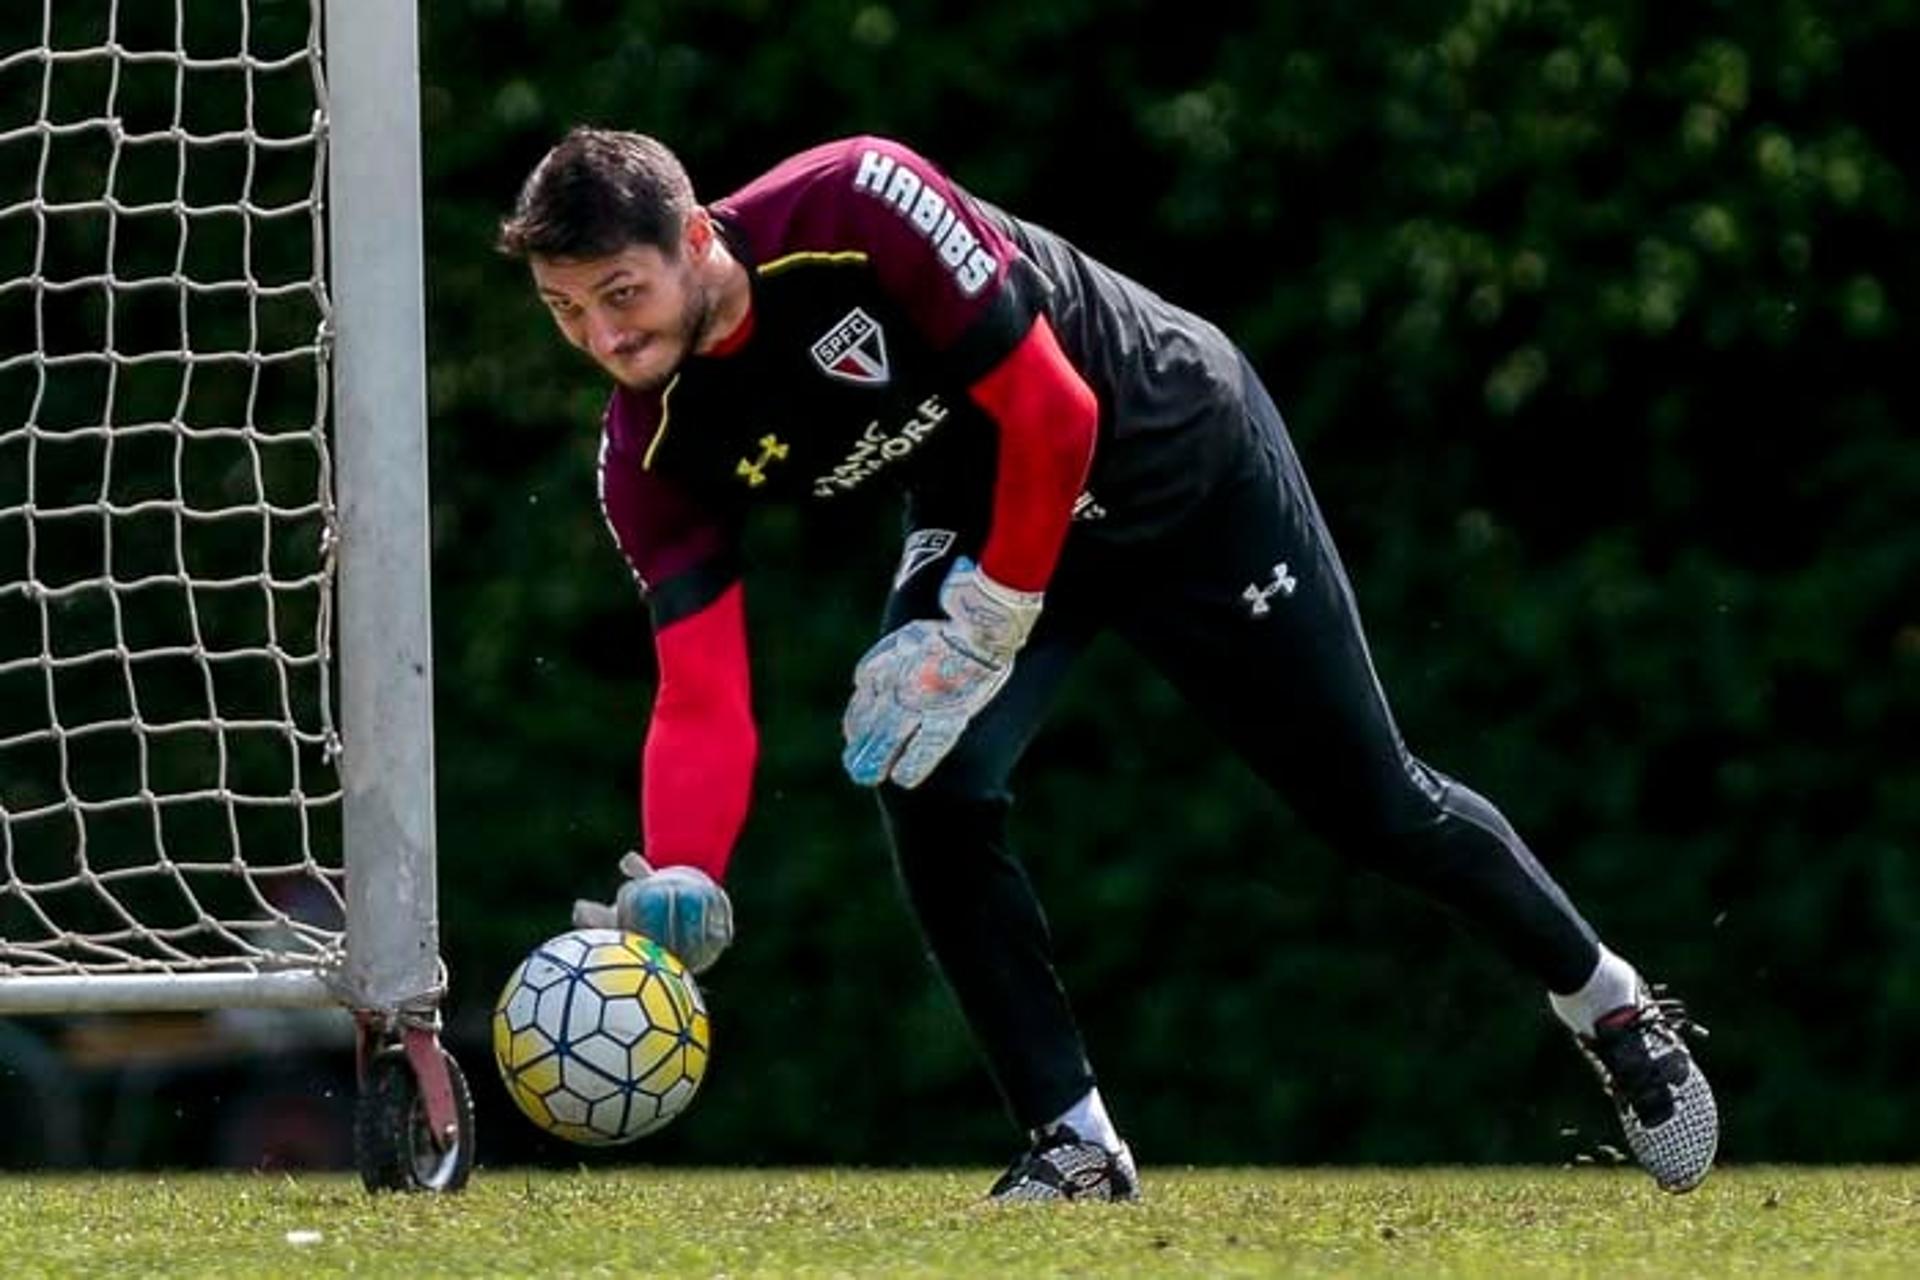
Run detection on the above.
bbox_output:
[714,135,1020,350]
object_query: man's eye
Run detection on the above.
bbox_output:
[606,286,639,306]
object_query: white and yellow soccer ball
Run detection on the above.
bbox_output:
[492,928,711,1145]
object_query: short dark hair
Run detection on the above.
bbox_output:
[496,128,697,261]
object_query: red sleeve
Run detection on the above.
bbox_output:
[969,316,1098,592]
[641,582,757,881]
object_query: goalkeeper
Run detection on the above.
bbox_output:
[498,130,1719,1199]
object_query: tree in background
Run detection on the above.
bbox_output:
[264,0,1920,1165]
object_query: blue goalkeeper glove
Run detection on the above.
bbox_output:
[842,557,1043,789]
[572,852,734,974]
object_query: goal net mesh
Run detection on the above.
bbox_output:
[0,2,345,977]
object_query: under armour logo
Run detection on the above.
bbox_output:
[736,434,789,488]
[1243,562,1297,617]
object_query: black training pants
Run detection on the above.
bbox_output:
[874,355,1602,1132]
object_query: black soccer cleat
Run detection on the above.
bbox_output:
[1573,985,1719,1193]
[988,1125,1141,1202]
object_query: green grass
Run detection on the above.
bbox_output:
[2,1167,1916,1276]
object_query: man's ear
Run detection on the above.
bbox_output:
[683,207,715,262]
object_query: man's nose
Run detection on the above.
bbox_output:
[584,309,625,357]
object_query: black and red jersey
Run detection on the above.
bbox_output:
[598,135,1253,628]
[594,135,1256,878]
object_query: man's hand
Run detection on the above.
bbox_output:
[842,558,1043,789]
[572,851,734,974]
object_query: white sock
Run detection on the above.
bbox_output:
[1048,1087,1123,1153]
[1548,945,1643,1036]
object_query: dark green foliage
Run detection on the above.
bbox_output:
[411,0,1916,1168]
[8,1,1915,1166]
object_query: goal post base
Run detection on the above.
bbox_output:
[353,1015,474,1193]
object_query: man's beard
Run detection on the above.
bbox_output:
[622,283,715,393]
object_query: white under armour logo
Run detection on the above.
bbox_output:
[1243,562,1297,617]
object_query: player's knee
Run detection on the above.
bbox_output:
[1336,765,1532,887]
[1310,755,1458,866]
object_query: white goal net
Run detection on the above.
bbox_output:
[2,2,430,1010]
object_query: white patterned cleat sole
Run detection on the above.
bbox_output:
[1619,1058,1718,1193]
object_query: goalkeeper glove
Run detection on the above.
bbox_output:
[841,557,1042,789]
[571,851,734,974]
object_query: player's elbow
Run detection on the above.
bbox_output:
[1044,374,1098,470]
[970,318,1100,479]
[655,668,756,735]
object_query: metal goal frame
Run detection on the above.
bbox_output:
[0,0,465,1190]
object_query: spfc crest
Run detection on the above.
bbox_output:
[810,307,890,387]
[892,528,955,588]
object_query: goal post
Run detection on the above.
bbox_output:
[325,0,440,1025]
[0,0,468,1186]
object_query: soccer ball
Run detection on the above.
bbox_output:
[492,928,711,1145]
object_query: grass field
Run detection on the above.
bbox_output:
[1,1166,1915,1276]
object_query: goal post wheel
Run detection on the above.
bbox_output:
[352,1034,474,1194]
